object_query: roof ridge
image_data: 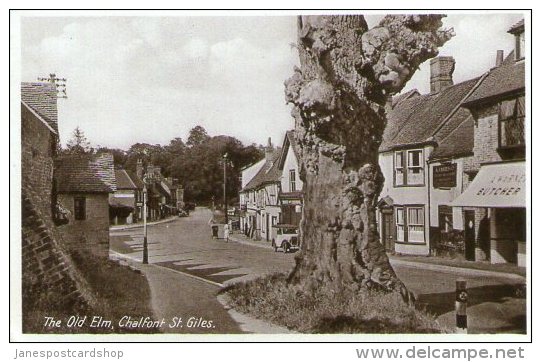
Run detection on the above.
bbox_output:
[430,74,486,138]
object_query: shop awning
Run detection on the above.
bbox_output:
[451,162,525,208]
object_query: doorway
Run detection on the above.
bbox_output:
[381,210,395,252]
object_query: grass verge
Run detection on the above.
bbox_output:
[223,273,447,334]
[25,249,159,334]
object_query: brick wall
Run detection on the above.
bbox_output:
[21,105,56,221]
[56,193,110,257]
[472,104,502,168]
[21,190,88,320]
[20,108,96,331]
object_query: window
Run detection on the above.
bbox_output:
[438,205,453,233]
[395,205,425,243]
[74,197,86,220]
[394,152,404,186]
[289,169,296,192]
[394,149,424,186]
[499,96,525,148]
[396,207,405,242]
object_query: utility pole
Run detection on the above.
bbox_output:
[142,175,149,264]
[37,73,68,99]
[223,153,228,226]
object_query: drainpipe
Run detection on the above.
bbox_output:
[426,157,432,256]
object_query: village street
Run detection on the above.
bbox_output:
[109,208,526,334]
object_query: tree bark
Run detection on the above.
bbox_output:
[285,15,453,301]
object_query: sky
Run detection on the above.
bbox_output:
[20,12,525,150]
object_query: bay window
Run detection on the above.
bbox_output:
[395,205,425,243]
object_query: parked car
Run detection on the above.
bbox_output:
[183,202,196,211]
[178,209,188,217]
[271,224,300,253]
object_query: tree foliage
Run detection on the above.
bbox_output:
[64,126,93,155]
[186,125,211,148]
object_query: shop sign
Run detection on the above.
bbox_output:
[433,163,457,188]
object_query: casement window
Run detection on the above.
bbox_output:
[499,96,525,148]
[394,152,405,186]
[289,169,296,192]
[395,205,425,243]
[74,196,86,220]
[394,149,424,186]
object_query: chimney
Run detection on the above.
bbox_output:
[495,50,504,67]
[136,159,143,179]
[265,137,274,162]
[154,167,162,180]
[430,56,455,93]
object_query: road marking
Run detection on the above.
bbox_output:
[110,250,224,288]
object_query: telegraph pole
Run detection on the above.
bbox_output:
[37,73,68,99]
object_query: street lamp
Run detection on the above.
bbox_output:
[142,175,149,264]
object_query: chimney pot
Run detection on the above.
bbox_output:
[430,56,455,93]
[265,137,274,161]
[495,50,504,67]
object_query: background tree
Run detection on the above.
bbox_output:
[284,15,453,300]
[64,126,93,155]
[186,125,211,147]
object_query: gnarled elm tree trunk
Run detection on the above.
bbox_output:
[285,15,453,301]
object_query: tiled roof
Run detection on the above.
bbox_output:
[462,62,525,106]
[55,153,117,193]
[391,89,420,108]
[508,19,524,34]
[21,82,58,133]
[126,170,144,189]
[430,115,474,160]
[241,148,282,191]
[380,77,480,152]
[115,169,137,190]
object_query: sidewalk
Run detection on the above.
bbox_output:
[110,216,178,231]
[228,232,273,250]
[389,255,526,281]
[110,251,293,334]
[229,233,525,281]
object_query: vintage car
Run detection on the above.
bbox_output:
[271,224,300,253]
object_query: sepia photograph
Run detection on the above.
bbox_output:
[10,9,530,344]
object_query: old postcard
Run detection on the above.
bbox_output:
[10,9,530,344]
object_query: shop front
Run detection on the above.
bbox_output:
[451,161,526,266]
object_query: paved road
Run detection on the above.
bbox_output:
[110,207,526,334]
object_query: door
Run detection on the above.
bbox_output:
[381,211,395,251]
[464,210,476,261]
